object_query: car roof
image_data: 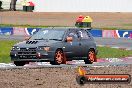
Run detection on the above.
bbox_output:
[41,27,91,31]
[41,28,68,31]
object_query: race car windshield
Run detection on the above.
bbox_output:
[30,30,65,41]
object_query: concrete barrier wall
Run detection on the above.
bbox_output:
[0,27,132,38]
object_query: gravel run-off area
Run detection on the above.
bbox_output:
[0,65,131,88]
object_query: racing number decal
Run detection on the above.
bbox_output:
[78,31,83,38]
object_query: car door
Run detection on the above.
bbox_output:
[64,29,81,59]
[77,29,92,57]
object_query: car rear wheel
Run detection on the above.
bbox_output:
[14,61,27,66]
[50,49,66,65]
[84,49,97,64]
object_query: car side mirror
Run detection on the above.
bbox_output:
[66,37,73,42]
[25,36,30,41]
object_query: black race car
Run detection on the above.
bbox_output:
[10,28,97,66]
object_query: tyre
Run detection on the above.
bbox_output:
[14,61,27,66]
[50,49,66,65]
[84,49,97,64]
[76,76,86,85]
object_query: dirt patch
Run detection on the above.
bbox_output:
[0,12,132,29]
[0,65,131,88]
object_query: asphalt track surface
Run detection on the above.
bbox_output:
[95,37,132,50]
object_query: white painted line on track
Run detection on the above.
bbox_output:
[126,48,132,50]
[0,63,16,67]
[105,58,123,62]
[97,45,105,47]
[111,46,120,49]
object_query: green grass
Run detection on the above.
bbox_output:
[0,24,71,28]
[1,23,132,30]
[97,47,132,58]
[123,24,132,26]
[99,27,119,30]
[0,40,132,63]
[0,40,18,63]
[0,24,48,28]
[0,24,118,29]
[97,27,131,30]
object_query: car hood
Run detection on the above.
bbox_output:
[14,40,60,48]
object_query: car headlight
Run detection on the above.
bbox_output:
[38,46,50,51]
[12,46,20,51]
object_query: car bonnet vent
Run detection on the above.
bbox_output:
[26,41,38,44]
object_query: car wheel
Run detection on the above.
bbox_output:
[84,49,97,64]
[14,61,27,66]
[50,49,66,65]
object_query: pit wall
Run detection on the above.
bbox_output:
[0,27,132,38]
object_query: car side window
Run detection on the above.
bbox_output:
[67,30,78,41]
[78,29,89,39]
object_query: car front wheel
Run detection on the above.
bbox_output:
[84,49,97,64]
[50,49,66,65]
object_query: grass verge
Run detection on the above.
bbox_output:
[0,24,47,28]
[0,40,132,63]
[0,40,18,63]
[0,24,131,30]
[0,24,70,28]
[123,24,132,26]
[97,47,132,58]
